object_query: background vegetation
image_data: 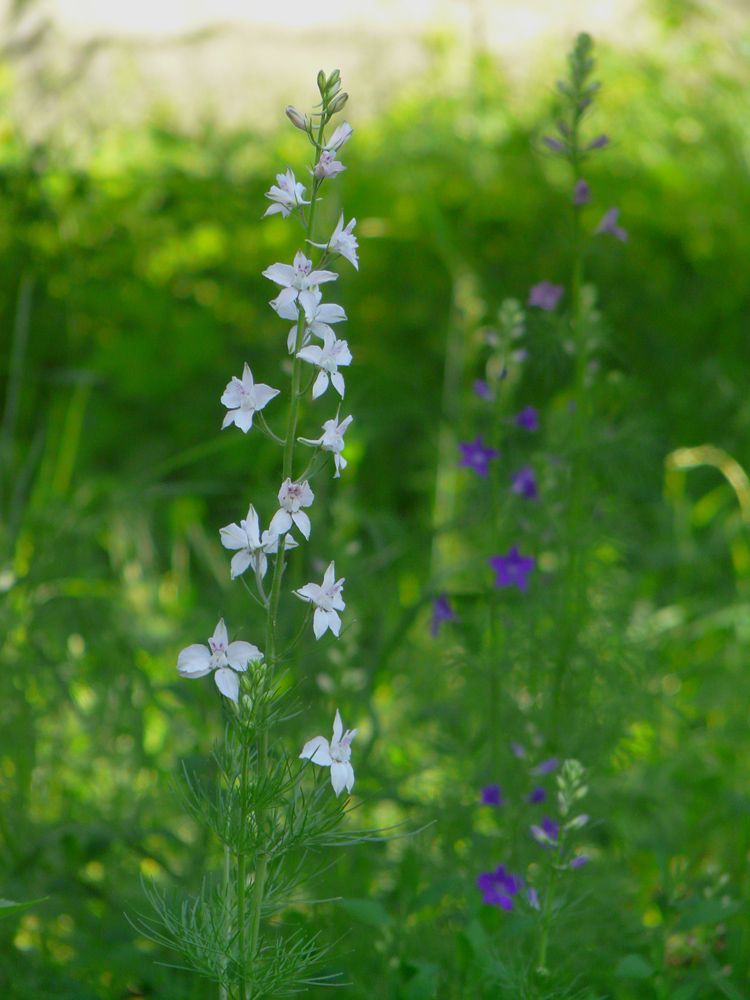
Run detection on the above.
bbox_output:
[2,5,750,998]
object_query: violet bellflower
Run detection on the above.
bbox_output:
[295,561,346,639]
[430,593,456,637]
[477,865,522,910]
[299,708,357,796]
[176,618,262,703]
[489,546,535,592]
[220,363,280,433]
[299,413,353,478]
[511,466,538,500]
[458,436,499,477]
[528,281,564,311]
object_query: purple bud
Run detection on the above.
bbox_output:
[573,179,591,205]
[481,784,504,807]
[473,379,493,400]
[587,134,609,150]
[527,786,546,804]
[570,855,590,869]
[543,137,566,153]
[515,406,538,432]
[532,757,558,775]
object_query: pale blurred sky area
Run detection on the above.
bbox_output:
[0,0,685,135]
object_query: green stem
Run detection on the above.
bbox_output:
[236,746,249,1000]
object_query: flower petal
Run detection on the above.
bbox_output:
[300,735,332,765]
[332,709,343,744]
[227,640,262,672]
[176,644,212,677]
[214,668,239,702]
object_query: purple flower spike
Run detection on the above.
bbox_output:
[458,436,500,477]
[430,593,456,637]
[511,741,527,759]
[527,786,546,804]
[532,757,558,775]
[481,783,503,807]
[570,855,590,869]
[595,207,628,242]
[489,546,535,592]
[528,281,564,311]
[473,379,493,400]
[511,466,538,500]
[573,179,591,205]
[587,134,609,150]
[515,406,538,432]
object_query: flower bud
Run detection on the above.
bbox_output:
[286,106,309,132]
[326,69,341,90]
[564,813,589,831]
[328,92,349,115]
[317,70,327,94]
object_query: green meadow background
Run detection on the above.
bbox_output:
[2,6,750,998]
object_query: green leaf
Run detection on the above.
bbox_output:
[675,898,743,930]
[337,897,389,929]
[614,954,655,979]
[0,897,46,919]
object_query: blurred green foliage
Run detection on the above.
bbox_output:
[2,8,750,999]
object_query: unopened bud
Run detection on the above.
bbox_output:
[286,106,309,132]
[326,69,341,90]
[317,70,327,94]
[564,813,589,831]
[328,91,349,115]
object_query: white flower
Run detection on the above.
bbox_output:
[221,363,280,433]
[268,478,314,540]
[297,328,352,399]
[299,708,357,796]
[314,149,346,179]
[310,213,359,270]
[176,618,262,703]
[264,250,337,315]
[219,504,298,579]
[300,414,353,478]
[263,168,310,219]
[279,287,347,353]
[295,560,345,638]
[324,122,353,151]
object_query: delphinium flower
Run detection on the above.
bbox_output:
[458,436,499,476]
[219,504,298,580]
[511,466,538,500]
[595,206,628,241]
[264,249,338,314]
[430,593,456,637]
[295,561,346,638]
[309,212,359,270]
[477,865,522,910]
[279,286,348,353]
[528,281,564,311]
[221,363,280,432]
[515,406,538,431]
[297,328,352,399]
[299,413,353,478]
[530,816,560,848]
[480,784,504,807]
[263,167,310,219]
[269,478,315,540]
[299,708,357,796]
[489,546,535,592]
[176,618,262,703]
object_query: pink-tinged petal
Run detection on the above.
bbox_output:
[331,372,345,397]
[212,619,229,648]
[332,709,343,743]
[313,607,330,638]
[220,523,248,550]
[230,549,253,579]
[176,644,212,677]
[214,667,239,702]
[311,371,329,399]
[327,609,342,636]
[269,509,293,536]
[330,761,348,796]
[293,510,311,540]
[262,263,295,286]
[234,410,255,433]
[300,735,332,765]
[227,640,262,671]
[297,345,323,365]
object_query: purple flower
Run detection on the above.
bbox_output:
[570,855,590,869]
[532,757,558,775]
[515,406,538,432]
[527,786,546,804]
[481,784,503,807]
[528,281,564,311]
[543,136,566,153]
[473,379,493,400]
[511,742,527,758]
[477,864,522,909]
[430,593,456,637]
[587,134,609,150]
[458,436,500,477]
[511,466,538,500]
[595,207,628,242]
[489,546,535,592]
[530,816,560,847]
[573,179,591,205]
[526,887,541,910]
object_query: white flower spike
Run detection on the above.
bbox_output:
[176,619,262,703]
[220,504,298,580]
[264,250,337,315]
[299,414,353,478]
[295,560,345,638]
[297,328,352,399]
[221,363,280,433]
[300,708,357,796]
[263,168,310,219]
[269,478,315,540]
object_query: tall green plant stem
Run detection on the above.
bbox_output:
[236,109,328,999]
[536,859,561,975]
